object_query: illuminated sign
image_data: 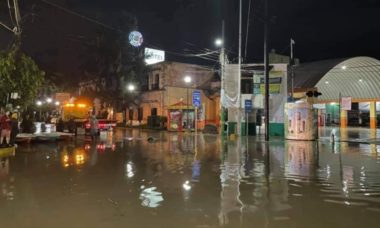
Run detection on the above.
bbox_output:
[129,31,143,47]
[144,48,165,65]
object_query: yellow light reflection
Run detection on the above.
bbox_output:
[61,148,88,168]
[62,154,70,168]
[74,148,87,166]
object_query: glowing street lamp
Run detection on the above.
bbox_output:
[55,101,60,106]
[127,84,136,92]
[184,76,192,84]
[183,76,193,130]
[126,84,136,127]
[36,100,43,121]
[215,38,223,47]
[46,98,53,103]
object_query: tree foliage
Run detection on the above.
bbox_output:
[0,49,45,107]
[79,11,147,111]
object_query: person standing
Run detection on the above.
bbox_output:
[10,113,19,146]
[0,111,11,147]
[89,115,99,141]
[20,114,33,133]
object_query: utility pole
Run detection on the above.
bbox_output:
[290,39,295,101]
[244,0,252,61]
[220,20,226,135]
[1,0,22,40]
[238,0,242,136]
[264,0,270,141]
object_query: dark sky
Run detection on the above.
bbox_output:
[1,0,380,79]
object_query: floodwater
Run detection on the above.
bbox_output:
[1,129,380,228]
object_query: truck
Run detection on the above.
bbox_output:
[61,101,117,134]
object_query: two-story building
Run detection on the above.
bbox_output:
[128,61,220,131]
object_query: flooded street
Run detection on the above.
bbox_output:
[1,129,380,228]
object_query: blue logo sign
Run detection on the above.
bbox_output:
[245,100,252,113]
[192,91,201,108]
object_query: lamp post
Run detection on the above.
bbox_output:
[36,100,42,121]
[127,84,136,127]
[184,76,192,130]
[216,33,225,135]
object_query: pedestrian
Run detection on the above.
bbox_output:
[0,111,11,147]
[20,114,33,133]
[10,113,19,146]
[89,115,99,141]
[56,118,64,132]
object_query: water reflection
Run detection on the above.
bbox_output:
[0,130,380,227]
[139,186,164,208]
[60,145,88,168]
[285,141,319,179]
[0,152,15,201]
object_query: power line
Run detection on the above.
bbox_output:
[39,0,123,33]
[38,0,220,64]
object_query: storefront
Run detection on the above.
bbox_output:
[167,101,195,131]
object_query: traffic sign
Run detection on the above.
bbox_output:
[192,91,201,108]
[245,100,252,113]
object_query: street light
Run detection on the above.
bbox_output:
[55,101,60,106]
[126,84,136,127]
[127,84,136,92]
[184,76,192,84]
[36,100,42,121]
[215,38,223,47]
[46,98,52,103]
[184,76,192,130]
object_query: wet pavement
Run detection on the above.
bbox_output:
[1,129,380,228]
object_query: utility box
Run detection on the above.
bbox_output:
[284,101,318,141]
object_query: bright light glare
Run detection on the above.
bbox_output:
[126,162,134,178]
[182,180,191,191]
[55,101,60,106]
[36,101,42,106]
[127,84,136,92]
[46,98,52,103]
[215,38,223,47]
[184,76,192,84]
[341,65,347,70]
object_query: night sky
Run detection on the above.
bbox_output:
[1,0,380,81]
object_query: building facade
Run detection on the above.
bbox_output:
[129,61,220,130]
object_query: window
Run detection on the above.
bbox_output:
[241,79,253,94]
[151,108,157,116]
[152,74,159,90]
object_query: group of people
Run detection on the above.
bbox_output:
[0,111,19,147]
[0,110,100,146]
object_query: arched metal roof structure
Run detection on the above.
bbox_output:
[294,57,380,102]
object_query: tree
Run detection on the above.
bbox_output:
[0,48,45,108]
[79,11,147,111]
